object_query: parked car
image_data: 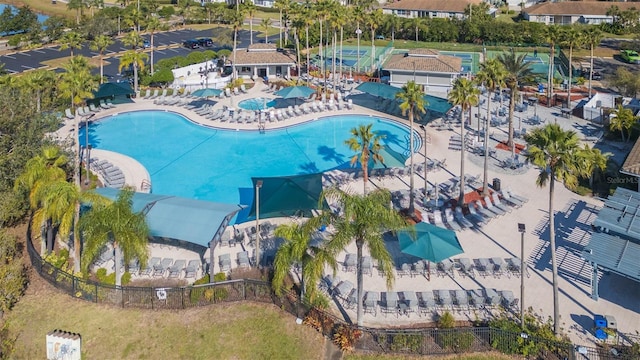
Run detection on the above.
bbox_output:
[143,40,150,48]
[183,40,200,49]
[196,37,213,47]
[621,49,640,64]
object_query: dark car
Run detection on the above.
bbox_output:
[196,37,213,47]
[183,40,200,49]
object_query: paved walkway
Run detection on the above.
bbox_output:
[51,84,640,346]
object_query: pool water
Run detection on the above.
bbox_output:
[238,97,277,111]
[82,111,418,206]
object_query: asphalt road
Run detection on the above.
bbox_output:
[0,27,275,76]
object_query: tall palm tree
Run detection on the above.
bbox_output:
[34,180,108,272]
[19,69,55,113]
[226,8,245,81]
[561,26,583,108]
[272,220,341,303]
[301,2,315,76]
[544,25,562,106]
[345,123,386,194]
[577,144,610,189]
[58,56,96,112]
[80,188,149,286]
[66,0,83,25]
[14,146,68,254]
[396,81,426,213]
[274,0,292,46]
[367,9,383,72]
[146,17,164,75]
[353,5,366,72]
[320,187,408,327]
[242,1,258,45]
[475,59,507,196]
[59,31,84,57]
[610,105,638,142]
[584,27,603,99]
[524,123,586,335]
[261,17,273,44]
[386,14,401,42]
[90,35,114,84]
[315,0,333,95]
[448,78,480,205]
[120,31,147,95]
[497,49,534,151]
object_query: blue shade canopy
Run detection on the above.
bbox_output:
[582,232,640,283]
[397,222,463,262]
[274,85,316,99]
[248,173,328,220]
[92,82,134,99]
[192,88,223,98]
[355,82,401,100]
[94,188,244,248]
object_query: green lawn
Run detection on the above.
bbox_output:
[345,353,518,360]
[5,279,326,359]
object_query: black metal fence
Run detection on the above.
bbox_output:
[26,239,639,359]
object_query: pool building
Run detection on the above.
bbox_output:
[232,43,297,80]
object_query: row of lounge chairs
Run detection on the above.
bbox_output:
[138,257,201,278]
[89,158,125,189]
[323,160,445,188]
[68,100,115,119]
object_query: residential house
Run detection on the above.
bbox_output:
[382,0,482,19]
[523,1,640,25]
[383,49,462,95]
[232,43,296,80]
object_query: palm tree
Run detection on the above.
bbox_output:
[315,0,333,95]
[561,26,583,108]
[544,25,562,106]
[274,0,289,46]
[58,56,96,111]
[120,32,147,95]
[475,59,507,196]
[367,9,383,72]
[448,78,480,205]
[578,144,610,189]
[226,8,245,81]
[497,49,534,151]
[385,14,401,42]
[345,123,386,194]
[14,146,68,254]
[524,123,586,335]
[59,31,84,57]
[301,3,315,76]
[584,28,603,99]
[272,220,341,303]
[243,1,258,45]
[320,187,408,327]
[19,69,55,113]
[610,105,638,142]
[66,0,83,25]
[396,81,426,213]
[34,180,108,272]
[90,35,114,84]
[261,17,273,44]
[80,188,149,286]
[146,17,164,75]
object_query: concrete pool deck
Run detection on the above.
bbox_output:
[52,83,640,345]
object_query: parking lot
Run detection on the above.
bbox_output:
[0,28,265,76]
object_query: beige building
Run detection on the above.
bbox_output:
[382,0,481,19]
[232,44,296,80]
[523,1,640,25]
[383,49,462,95]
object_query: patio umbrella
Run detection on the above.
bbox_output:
[397,222,463,263]
[274,86,315,105]
[192,88,223,98]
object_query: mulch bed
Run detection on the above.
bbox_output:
[495,141,525,154]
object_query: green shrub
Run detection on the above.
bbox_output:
[95,268,107,280]
[390,333,422,352]
[438,311,455,328]
[437,330,475,352]
[121,272,132,285]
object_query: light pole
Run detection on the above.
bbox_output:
[518,223,526,331]
[255,180,263,267]
[420,124,428,203]
[85,144,92,185]
[356,28,362,73]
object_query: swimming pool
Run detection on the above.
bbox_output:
[238,97,277,111]
[82,111,418,206]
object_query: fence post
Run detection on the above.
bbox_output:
[181,288,185,309]
[243,280,246,300]
[151,288,154,310]
[94,283,98,303]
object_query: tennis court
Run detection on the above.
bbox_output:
[487,51,560,79]
[439,51,480,74]
[319,45,392,72]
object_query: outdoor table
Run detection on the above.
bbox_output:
[455,290,469,306]
[561,108,571,118]
[502,290,515,306]
[529,115,541,124]
[527,97,537,106]
[362,256,373,275]
[344,253,357,272]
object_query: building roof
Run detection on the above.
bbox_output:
[525,1,640,16]
[582,232,640,283]
[233,46,296,66]
[384,52,462,74]
[383,0,481,13]
[592,187,640,238]
[621,137,640,177]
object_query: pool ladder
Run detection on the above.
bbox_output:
[140,179,152,192]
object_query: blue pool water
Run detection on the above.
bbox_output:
[238,97,277,111]
[82,111,418,205]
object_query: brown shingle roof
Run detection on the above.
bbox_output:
[408,49,440,56]
[247,43,277,50]
[384,52,462,73]
[525,1,640,16]
[383,0,481,13]
[233,48,296,66]
[622,138,640,177]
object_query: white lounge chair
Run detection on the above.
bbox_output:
[142,89,151,99]
[490,192,512,213]
[64,108,75,119]
[240,84,248,93]
[483,196,506,216]
[346,99,353,109]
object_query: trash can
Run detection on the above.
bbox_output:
[493,178,501,192]
[605,315,617,330]
[594,314,607,328]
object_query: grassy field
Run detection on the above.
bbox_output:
[345,353,519,360]
[4,277,326,359]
